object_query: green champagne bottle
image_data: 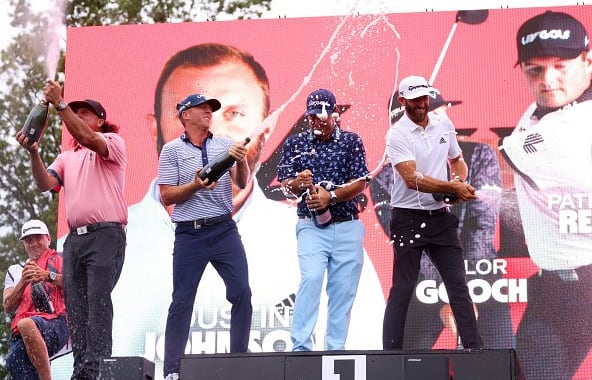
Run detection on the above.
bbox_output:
[21,99,50,146]
[199,137,250,182]
[31,282,54,314]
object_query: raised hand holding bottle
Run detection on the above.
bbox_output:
[199,137,250,183]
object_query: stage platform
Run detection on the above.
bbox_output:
[180,349,524,380]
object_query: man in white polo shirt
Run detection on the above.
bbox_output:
[499,11,592,379]
[382,75,483,351]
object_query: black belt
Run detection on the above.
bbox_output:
[299,214,359,224]
[177,213,232,229]
[392,207,449,216]
[70,222,124,236]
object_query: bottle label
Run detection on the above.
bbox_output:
[316,209,332,225]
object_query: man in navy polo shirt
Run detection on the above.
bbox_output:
[277,88,369,351]
[157,93,252,380]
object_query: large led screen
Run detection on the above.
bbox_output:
[51,5,592,380]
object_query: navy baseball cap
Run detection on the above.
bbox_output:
[516,11,590,65]
[306,89,336,116]
[69,99,107,120]
[176,94,221,117]
[429,91,462,111]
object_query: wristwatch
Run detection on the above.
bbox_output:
[56,101,68,111]
[329,191,338,205]
[48,271,57,282]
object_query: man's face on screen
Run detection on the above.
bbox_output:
[159,62,267,145]
[521,53,592,109]
[158,62,267,176]
[156,61,268,206]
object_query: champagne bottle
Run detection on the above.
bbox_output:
[199,137,250,183]
[433,176,463,204]
[432,192,459,204]
[308,186,332,228]
[31,282,54,314]
[21,99,50,146]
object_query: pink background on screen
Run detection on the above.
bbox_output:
[61,6,592,377]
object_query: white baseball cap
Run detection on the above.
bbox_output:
[398,75,434,100]
[20,220,50,240]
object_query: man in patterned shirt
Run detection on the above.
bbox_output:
[277,88,369,351]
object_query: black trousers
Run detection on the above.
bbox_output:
[403,276,514,350]
[516,265,592,380]
[63,225,126,380]
[382,208,483,350]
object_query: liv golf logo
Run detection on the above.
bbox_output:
[322,355,366,380]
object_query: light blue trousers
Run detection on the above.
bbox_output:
[291,218,364,351]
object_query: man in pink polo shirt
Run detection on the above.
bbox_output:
[16,79,127,380]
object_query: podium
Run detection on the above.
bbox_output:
[98,356,155,380]
[180,349,523,380]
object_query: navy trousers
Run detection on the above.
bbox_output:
[163,219,252,376]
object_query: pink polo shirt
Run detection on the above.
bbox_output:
[48,132,127,228]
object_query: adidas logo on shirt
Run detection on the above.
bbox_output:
[439,137,447,144]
